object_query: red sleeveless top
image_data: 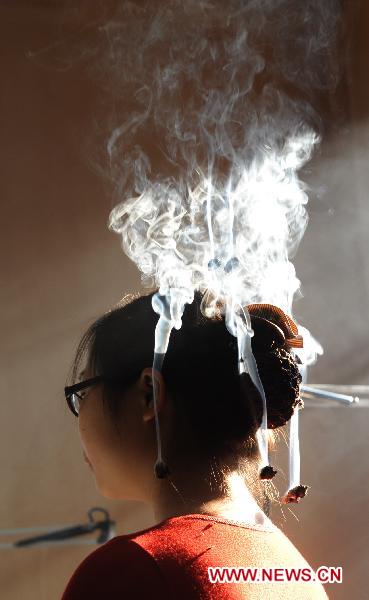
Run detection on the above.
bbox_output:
[62,513,328,599]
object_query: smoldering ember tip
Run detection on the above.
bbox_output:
[259,465,278,480]
[155,460,171,479]
[281,485,309,504]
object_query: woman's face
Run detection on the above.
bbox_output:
[77,374,156,500]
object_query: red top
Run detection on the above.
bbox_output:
[62,513,328,599]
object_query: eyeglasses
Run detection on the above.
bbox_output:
[64,376,103,417]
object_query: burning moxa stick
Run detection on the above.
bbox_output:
[151,288,193,478]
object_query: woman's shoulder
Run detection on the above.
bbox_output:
[61,514,269,599]
[61,534,170,599]
[131,514,328,597]
[62,514,328,599]
[123,512,286,561]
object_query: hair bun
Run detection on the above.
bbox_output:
[248,311,303,429]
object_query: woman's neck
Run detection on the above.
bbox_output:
[150,462,269,528]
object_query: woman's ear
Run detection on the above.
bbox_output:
[139,367,166,422]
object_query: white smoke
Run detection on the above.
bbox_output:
[105,0,341,362]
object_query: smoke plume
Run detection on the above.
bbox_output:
[104,0,341,362]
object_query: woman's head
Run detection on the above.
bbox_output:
[70,290,302,503]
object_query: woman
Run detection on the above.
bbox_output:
[62,290,328,599]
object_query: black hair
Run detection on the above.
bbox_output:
[71,290,302,469]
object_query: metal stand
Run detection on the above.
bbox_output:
[0,508,115,550]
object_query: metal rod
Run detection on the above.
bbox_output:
[301,385,360,405]
[14,523,98,547]
[0,539,97,550]
[0,524,73,536]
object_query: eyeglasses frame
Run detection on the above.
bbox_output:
[64,376,104,417]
